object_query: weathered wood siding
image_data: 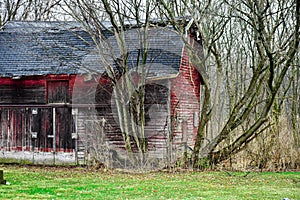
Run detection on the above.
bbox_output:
[0,108,30,151]
[0,77,46,104]
[170,48,201,149]
[0,107,73,152]
[47,81,69,103]
[69,76,172,160]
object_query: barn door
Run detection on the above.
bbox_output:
[31,108,53,151]
[31,107,73,152]
[54,107,73,152]
[43,80,73,152]
[0,108,30,151]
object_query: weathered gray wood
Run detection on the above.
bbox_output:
[0,85,46,104]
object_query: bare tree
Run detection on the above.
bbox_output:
[25,0,63,21]
[158,0,300,168]
[0,0,26,27]
[63,0,171,168]
[61,0,299,169]
[0,0,63,28]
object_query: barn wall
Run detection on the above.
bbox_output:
[170,48,201,149]
[74,77,171,160]
[0,63,201,165]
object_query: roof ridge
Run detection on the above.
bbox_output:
[2,21,83,33]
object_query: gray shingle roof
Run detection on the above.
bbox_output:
[0,21,184,78]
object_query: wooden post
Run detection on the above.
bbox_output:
[53,108,56,153]
[53,107,56,165]
[0,170,6,185]
[182,119,188,168]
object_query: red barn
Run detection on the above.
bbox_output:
[0,21,203,166]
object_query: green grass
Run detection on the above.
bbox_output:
[0,165,299,199]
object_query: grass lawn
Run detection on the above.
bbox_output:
[0,165,299,199]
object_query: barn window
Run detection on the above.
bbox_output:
[47,81,69,103]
